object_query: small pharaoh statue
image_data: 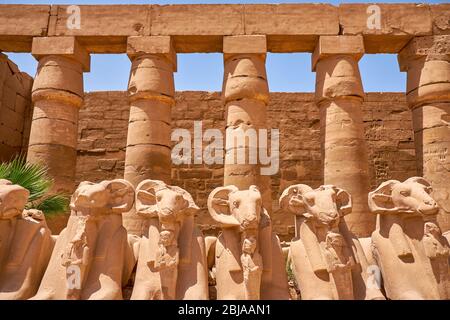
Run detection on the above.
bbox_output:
[152,228,179,299]
[423,221,450,290]
[240,233,263,300]
[61,215,91,300]
[423,222,449,260]
[323,231,354,299]
[323,232,353,272]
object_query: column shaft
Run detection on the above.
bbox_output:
[313,36,374,237]
[28,37,89,195]
[222,35,272,212]
[123,36,175,235]
[399,36,450,232]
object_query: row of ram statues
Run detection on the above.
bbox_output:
[0,177,448,300]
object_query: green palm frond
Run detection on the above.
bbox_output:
[0,154,69,216]
[0,155,51,202]
[33,194,70,216]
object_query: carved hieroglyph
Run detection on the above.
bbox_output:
[0,180,54,300]
[131,180,208,300]
[207,185,289,300]
[280,184,358,299]
[368,177,450,300]
[32,179,136,300]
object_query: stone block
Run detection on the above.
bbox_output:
[339,3,432,53]
[150,4,244,36]
[127,36,177,71]
[312,35,365,71]
[223,35,267,56]
[245,4,338,52]
[32,36,90,72]
[0,5,49,52]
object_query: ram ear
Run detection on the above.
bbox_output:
[333,187,352,216]
[104,179,135,213]
[135,180,166,218]
[207,185,240,227]
[368,180,400,214]
[279,184,313,215]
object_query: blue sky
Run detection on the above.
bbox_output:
[3,0,446,93]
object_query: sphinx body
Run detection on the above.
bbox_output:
[280,184,358,299]
[207,185,289,300]
[130,180,208,300]
[368,177,450,300]
[31,179,136,300]
[0,180,54,300]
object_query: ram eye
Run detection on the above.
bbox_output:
[424,186,432,194]
[232,201,239,208]
[400,190,410,197]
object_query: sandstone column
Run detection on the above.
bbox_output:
[222,35,272,212]
[28,37,90,195]
[312,35,374,237]
[123,36,175,235]
[398,36,450,232]
[312,36,387,300]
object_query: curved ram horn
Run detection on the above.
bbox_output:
[104,179,135,213]
[368,180,400,214]
[279,184,313,215]
[207,185,240,227]
[332,186,352,216]
[135,179,167,218]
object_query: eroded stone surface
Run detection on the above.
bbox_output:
[399,35,450,232]
[131,179,208,300]
[280,184,385,300]
[0,180,53,300]
[207,185,289,299]
[32,179,136,300]
[368,177,450,300]
[0,3,449,301]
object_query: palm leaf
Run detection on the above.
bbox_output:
[3,155,52,202]
[33,194,70,216]
[0,160,10,178]
[0,155,70,216]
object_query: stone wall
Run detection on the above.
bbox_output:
[0,53,33,161]
[77,91,416,241]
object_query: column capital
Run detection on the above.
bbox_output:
[31,37,90,72]
[223,35,267,61]
[398,35,450,72]
[312,35,365,71]
[127,36,177,72]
